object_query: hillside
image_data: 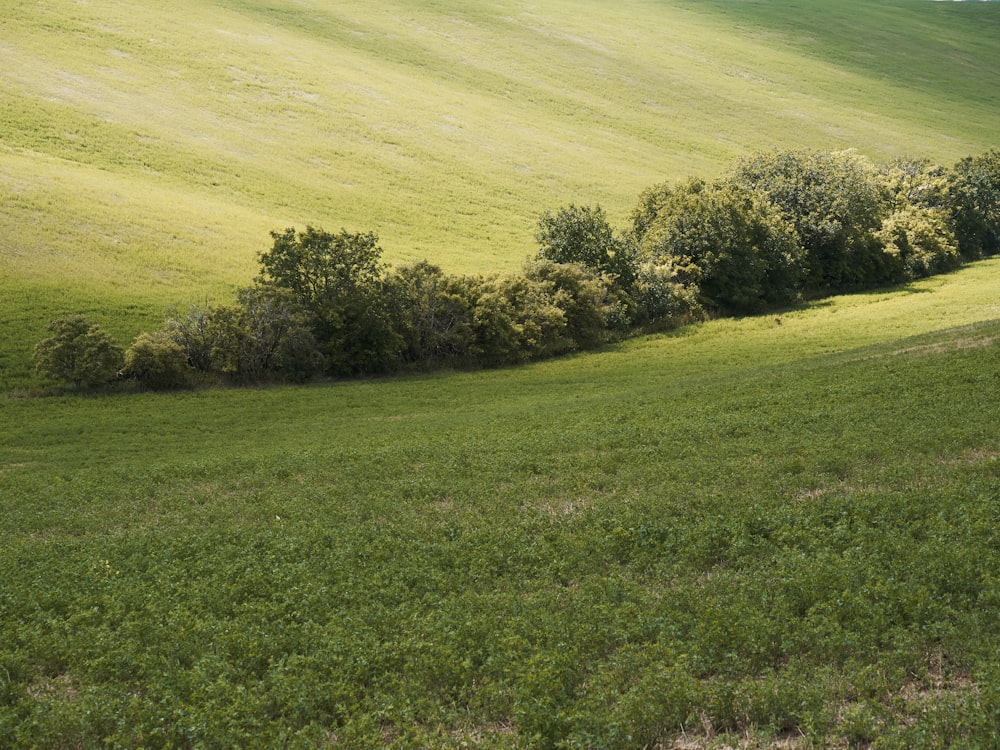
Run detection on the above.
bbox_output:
[2,259,999,747]
[2,0,999,362]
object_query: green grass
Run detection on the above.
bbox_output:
[2,1,1000,744]
[2,259,999,747]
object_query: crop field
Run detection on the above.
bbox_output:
[2,259,1000,747]
[3,0,1000,746]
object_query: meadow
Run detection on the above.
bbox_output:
[2,259,1000,747]
[3,0,1000,746]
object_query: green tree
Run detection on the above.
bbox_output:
[470,273,569,364]
[122,331,193,390]
[877,159,961,280]
[629,259,704,329]
[384,261,477,365]
[256,226,399,375]
[634,178,804,313]
[536,205,637,289]
[949,150,1000,260]
[33,315,124,389]
[877,205,960,280]
[727,149,889,289]
[523,259,615,350]
[193,289,319,383]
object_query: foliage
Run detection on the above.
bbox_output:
[876,158,962,280]
[384,261,477,366]
[727,149,890,289]
[877,205,961,280]
[523,259,616,350]
[256,226,399,375]
[535,205,637,290]
[164,303,218,374]
[949,149,1000,260]
[121,331,193,391]
[206,288,322,383]
[629,259,704,329]
[632,178,804,312]
[32,315,123,389]
[469,272,570,364]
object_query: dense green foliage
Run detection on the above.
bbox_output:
[3,261,1000,747]
[32,315,124,389]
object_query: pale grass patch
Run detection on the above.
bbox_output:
[27,672,78,703]
[540,494,593,518]
[663,724,810,749]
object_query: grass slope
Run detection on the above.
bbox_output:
[2,0,999,367]
[1,260,999,747]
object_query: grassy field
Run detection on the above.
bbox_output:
[1,259,999,747]
[3,0,1000,745]
[2,0,1000,385]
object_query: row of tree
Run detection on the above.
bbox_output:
[34,149,1000,390]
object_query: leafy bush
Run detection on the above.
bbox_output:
[877,205,961,280]
[632,178,804,312]
[384,261,477,366]
[535,204,637,290]
[122,331,193,390]
[949,149,1000,260]
[727,149,889,289]
[32,315,123,389]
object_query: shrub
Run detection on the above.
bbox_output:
[523,259,615,350]
[122,331,193,390]
[949,149,1000,260]
[727,149,889,289]
[633,178,803,313]
[32,315,124,389]
[536,204,637,290]
[877,205,961,280]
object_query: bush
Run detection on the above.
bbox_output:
[633,179,804,313]
[950,149,1000,260]
[384,261,477,366]
[32,315,124,389]
[877,206,961,280]
[727,149,889,289]
[523,260,615,350]
[122,331,194,390]
[536,204,637,290]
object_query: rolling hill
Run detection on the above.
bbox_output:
[2,0,998,350]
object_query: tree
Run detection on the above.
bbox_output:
[207,287,322,382]
[633,178,804,313]
[384,261,477,365]
[877,206,960,280]
[33,315,124,389]
[256,226,399,375]
[949,150,1000,260]
[876,159,961,280]
[727,149,889,289]
[122,331,193,390]
[164,303,222,373]
[536,205,637,289]
[523,260,615,350]
[469,273,570,364]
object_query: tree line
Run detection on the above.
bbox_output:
[34,148,1000,391]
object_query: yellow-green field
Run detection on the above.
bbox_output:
[3,0,998,388]
[3,0,998,285]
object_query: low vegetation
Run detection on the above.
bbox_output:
[2,259,999,747]
[4,1,1000,746]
